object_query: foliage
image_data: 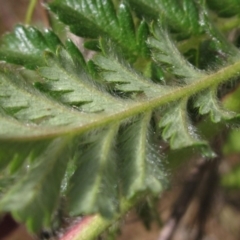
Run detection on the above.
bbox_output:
[1,0,240,238]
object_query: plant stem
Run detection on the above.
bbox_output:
[60,197,140,240]
[10,59,240,141]
[25,0,38,25]
[215,15,240,33]
[178,35,205,53]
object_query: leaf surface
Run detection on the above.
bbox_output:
[49,0,145,58]
[194,88,237,122]
[95,39,168,98]
[128,0,203,36]
[0,138,71,232]
[0,2,240,233]
[148,23,204,84]
[68,125,119,218]
[0,25,61,69]
[119,113,165,198]
[159,99,207,149]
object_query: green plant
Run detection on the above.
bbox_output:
[1,0,240,239]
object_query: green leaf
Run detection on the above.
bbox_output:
[84,39,100,52]
[136,21,151,58]
[128,0,204,36]
[1,3,240,234]
[0,137,71,232]
[148,22,238,127]
[49,0,148,59]
[65,39,88,69]
[117,2,136,52]
[159,99,208,150]
[38,47,123,113]
[0,25,61,69]
[119,113,165,198]
[0,67,94,137]
[201,15,240,63]
[148,23,205,84]
[68,125,119,218]
[194,88,237,122]
[49,0,118,38]
[0,140,50,173]
[94,38,168,98]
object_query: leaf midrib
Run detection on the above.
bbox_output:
[3,60,240,141]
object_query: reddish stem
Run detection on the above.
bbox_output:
[60,216,94,240]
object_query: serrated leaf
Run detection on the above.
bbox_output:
[0,27,135,139]
[38,47,123,113]
[194,88,237,122]
[117,2,136,52]
[68,125,119,218]
[94,39,168,98]
[201,14,240,63]
[0,68,94,137]
[0,28,167,143]
[148,23,205,84]
[84,39,100,52]
[65,39,88,69]
[119,113,165,198]
[0,140,48,172]
[1,3,240,234]
[49,0,147,58]
[148,21,239,127]
[49,0,118,38]
[0,137,71,232]
[128,0,204,36]
[159,99,207,149]
[0,25,61,69]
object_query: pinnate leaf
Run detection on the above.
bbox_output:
[129,0,204,36]
[49,0,148,58]
[0,1,240,234]
[95,38,168,98]
[159,99,207,149]
[194,88,237,122]
[38,47,122,113]
[0,138,71,232]
[119,113,165,198]
[68,125,119,218]
[148,23,204,84]
[0,25,61,69]
[149,23,238,126]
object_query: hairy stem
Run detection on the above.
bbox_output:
[8,59,240,141]
[60,197,140,240]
